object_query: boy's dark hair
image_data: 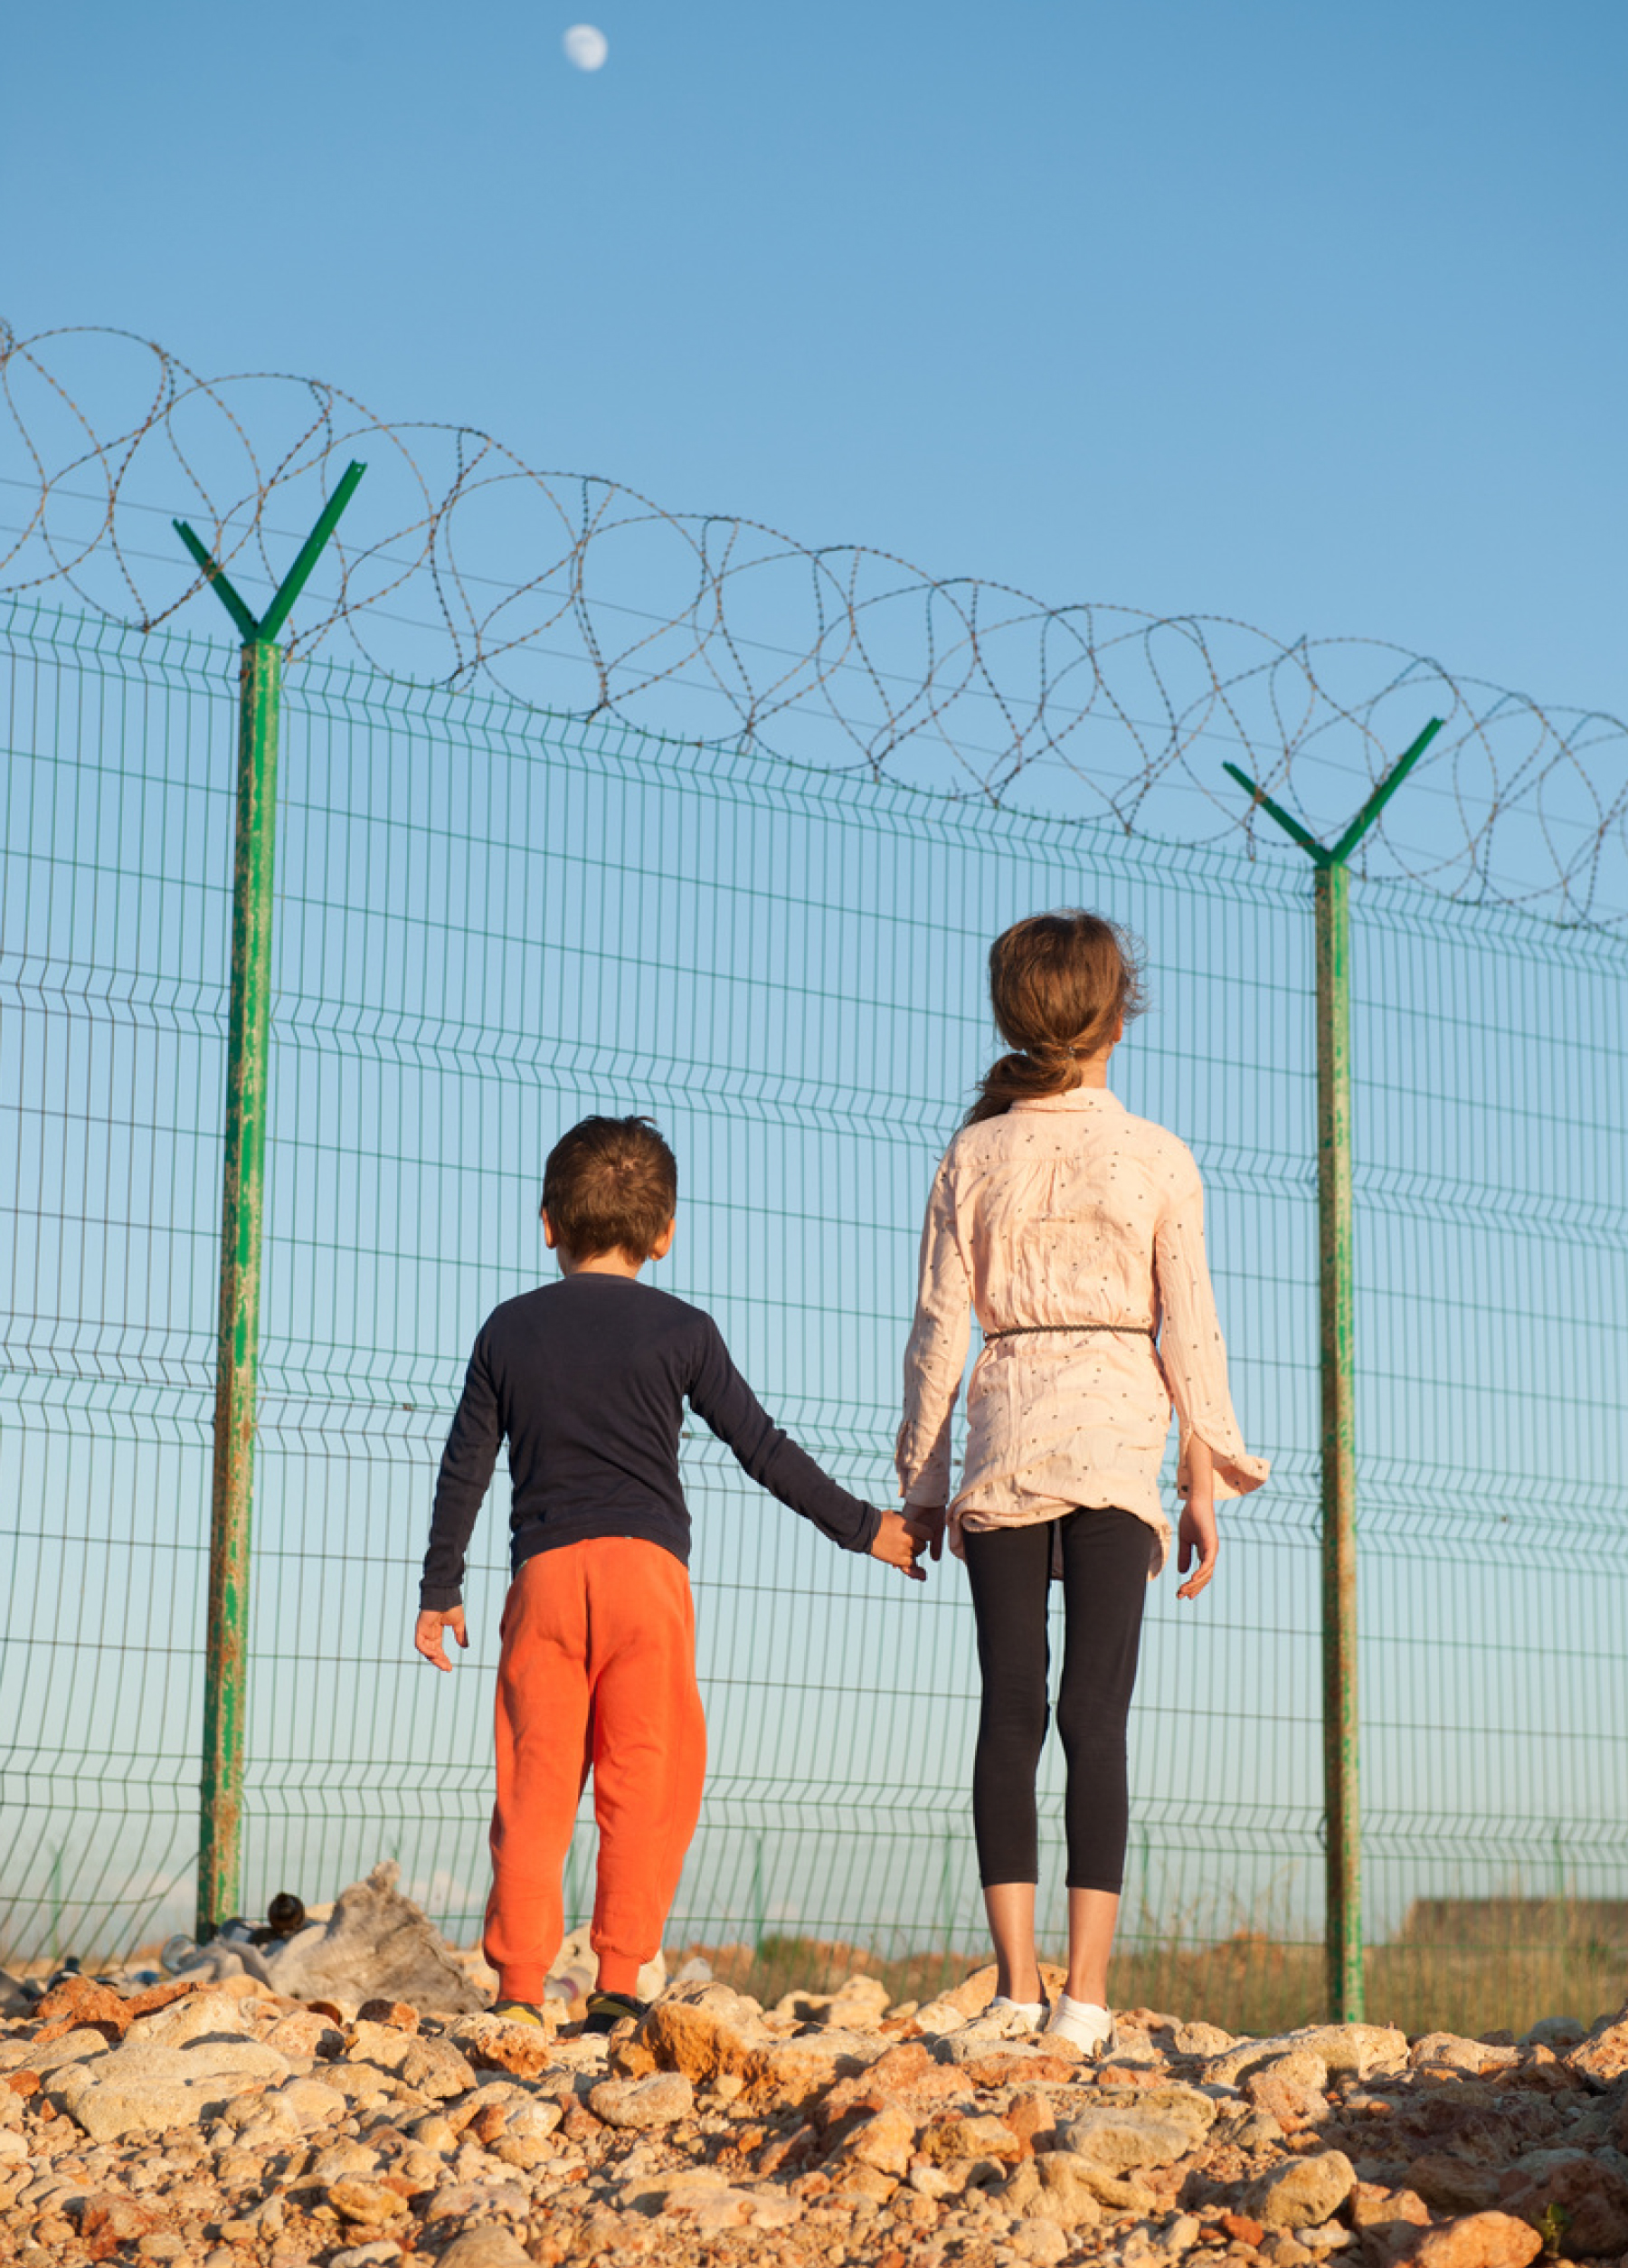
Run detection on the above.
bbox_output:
[542,1115,677,1261]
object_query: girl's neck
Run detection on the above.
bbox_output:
[1069,1046,1113,1091]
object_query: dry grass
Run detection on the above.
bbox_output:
[674,1899,1626,2040]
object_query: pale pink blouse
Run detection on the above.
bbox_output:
[894,1087,1268,1577]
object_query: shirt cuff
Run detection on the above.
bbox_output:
[845,1503,885,1552]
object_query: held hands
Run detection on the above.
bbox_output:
[905,1504,947,1562]
[414,1605,469,1669]
[1176,1498,1218,1601]
[870,1506,934,1581]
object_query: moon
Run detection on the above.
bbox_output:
[563,24,609,70]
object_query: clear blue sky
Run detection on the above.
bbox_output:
[7,0,1626,726]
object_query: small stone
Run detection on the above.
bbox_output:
[1350,2184,1432,2233]
[1246,2051,1332,2133]
[310,2139,384,2181]
[1,2025,115,2077]
[327,2178,409,2224]
[1411,2213,1544,2268]
[267,2074,347,2129]
[832,2159,897,2201]
[1519,2017,1584,2052]
[419,2178,531,2223]
[1008,2215,1071,2263]
[639,1990,762,2087]
[78,2195,159,2245]
[1406,2156,1502,2216]
[356,1999,420,2032]
[1222,2212,1267,2245]
[844,2103,917,2175]
[749,2027,888,2106]
[1253,2150,1358,2228]
[920,2112,1027,2164]
[824,1975,894,2030]
[1567,2002,1628,2089]
[347,2021,477,2099]
[1410,2036,1519,2078]
[588,2072,695,2130]
[1000,2151,1105,2230]
[1262,2238,1316,2267]
[913,1996,970,2035]
[448,2010,558,2081]
[330,2247,405,2268]
[260,2011,340,2063]
[1175,2022,1236,2057]
[433,2230,534,2268]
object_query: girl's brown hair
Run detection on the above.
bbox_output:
[964,910,1145,1126]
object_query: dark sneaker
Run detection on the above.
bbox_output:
[582,1988,648,2036]
[490,1999,548,2028]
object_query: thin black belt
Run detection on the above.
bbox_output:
[983,1323,1154,1342]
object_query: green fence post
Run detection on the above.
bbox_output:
[1224,716,1442,2022]
[175,466,364,1936]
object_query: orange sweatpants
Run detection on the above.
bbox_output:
[483,1537,707,2003]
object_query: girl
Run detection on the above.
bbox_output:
[896,910,1267,2054]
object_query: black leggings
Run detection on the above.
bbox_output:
[962,1508,1149,1893]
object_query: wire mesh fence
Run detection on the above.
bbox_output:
[4,567,1623,2026]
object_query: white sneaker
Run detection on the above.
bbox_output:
[963,1991,1051,2039]
[1046,1994,1116,2056]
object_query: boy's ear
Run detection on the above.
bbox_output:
[541,1207,559,1252]
[650,1217,677,1262]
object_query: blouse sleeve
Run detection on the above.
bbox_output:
[894,1151,974,1505]
[1154,1162,1270,1504]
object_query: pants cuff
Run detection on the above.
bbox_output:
[496,1965,551,2004]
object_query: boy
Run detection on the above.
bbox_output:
[415,1113,923,2032]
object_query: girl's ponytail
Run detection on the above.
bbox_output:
[964,911,1144,1127]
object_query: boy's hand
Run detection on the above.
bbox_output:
[905,1504,947,1562]
[871,1507,928,1581]
[415,1606,469,1669]
[1176,1500,1218,1601]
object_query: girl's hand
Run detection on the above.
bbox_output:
[1176,1500,1218,1601]
[904,1504,946,1562]
[871,1507,929,1580]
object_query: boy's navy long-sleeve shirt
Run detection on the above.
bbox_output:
[421,1273,883,1609]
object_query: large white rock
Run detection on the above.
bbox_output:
[1204,2024,1407,2086]
[263,1863,482,2012]
[1059,2096,1212,2174]
[51,2034,294,2142]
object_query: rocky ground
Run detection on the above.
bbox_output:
[3,1895,1626,2268]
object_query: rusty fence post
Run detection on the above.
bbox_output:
[175,465,364,1935]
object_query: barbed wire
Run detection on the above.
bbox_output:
[2,321,1624,925]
